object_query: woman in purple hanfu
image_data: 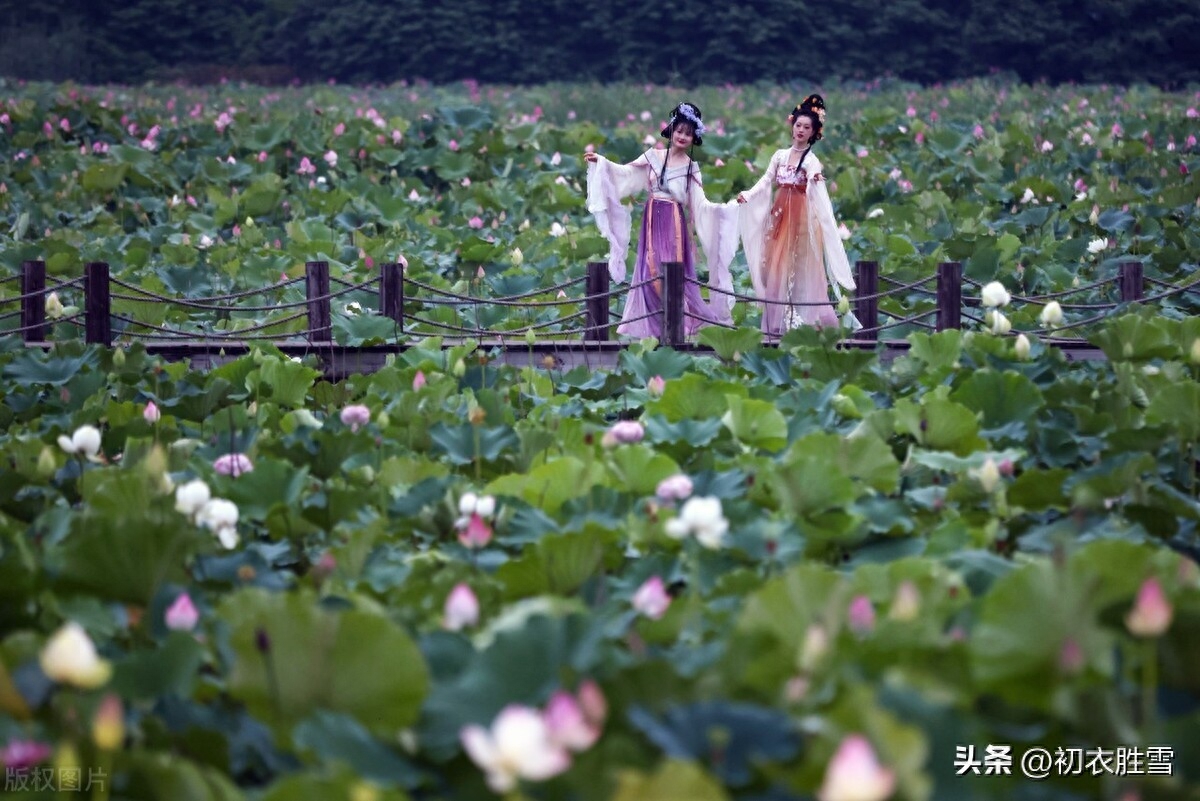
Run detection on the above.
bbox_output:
[584,102,739,338]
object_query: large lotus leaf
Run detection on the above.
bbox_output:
[970,562,1112,708]
[907,330,962,372]
[1091,312,1178,362]
[731,564,843,692]
[1145,381,1200,442]
[606,444,681,495]
[642,416,724,446]
[245,356,319,409]
[696,326,763,363]
[215,458,309,522]
[81,162,129,193]
[1065,451,1157,510]
[496,528,610,598]
[611,758,729,801]
[627,702,800,787]
[770,435,859,519]
[950,368,1045,427]
[618,347,694,384]
[111,631,206,700]
[52,470,201,605]
[292,711,423,789]
[721,395,788,452]
[429,422,520,465]
[486,456,607,513]
[1007,468,1071,511]
[2,347,99,387]
[650,373,745,422]
[219,589,429,739]
[117,751,244,801]
[893,397,987,455]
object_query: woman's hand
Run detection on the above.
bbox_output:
[583,152,598,163]
[736,192,746,204]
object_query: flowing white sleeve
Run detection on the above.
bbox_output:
[805,155,856,292]
[737,150,781,299]
[688,168,740,318]
[585,153,649,282]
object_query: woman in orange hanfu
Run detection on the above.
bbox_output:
[737,94,856,336]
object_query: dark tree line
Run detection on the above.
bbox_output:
[1,0,1196,86]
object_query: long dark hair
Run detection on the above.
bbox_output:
[788,93,826,176]
[658,102,703,196]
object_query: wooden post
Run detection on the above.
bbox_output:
[21,260,46,343]
[306,260,332,342]
[853,260,878,342]
[662,261,684,348]
[379,261,404,328]
[1118,261,1144,302]
[585,261,610,341]
[936,261,962,331]
[84,261,111,346]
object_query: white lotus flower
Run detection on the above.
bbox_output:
[1014,333,1031,360]
[460,706,571,793]
[974,458,1001,493]
[1020,187,1036,204]
[980,281,1011,308]
[987,310,1012,335]
[175,479,212,517]
[57,425,102,459]
[1087,237,1107,254]
[1040,301,1064,327]
[40,622,111,689]
[664,496,728,549]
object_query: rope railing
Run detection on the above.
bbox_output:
[6,257,1190,356]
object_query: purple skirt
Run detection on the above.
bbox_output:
[617,198,721,338]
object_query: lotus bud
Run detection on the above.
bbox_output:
[37,447,57,478]
[975,458,1001,493]
[1040,300,1064,327]
[1014,333,1031,360]
[837,295,850,315]
[92,694,124,751]
[112,348,126,368]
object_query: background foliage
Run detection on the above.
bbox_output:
[1,0,1198,87]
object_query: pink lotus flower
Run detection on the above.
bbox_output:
[1,740,53,771]
[655,474,693,502]
[165,593,199,631]
[340,404,371,431]
[632,576,671,619]
[602,420,644,447]
[323,150,338,167]
[333,122,345,136]
[143,401,160,423]
[297,157,316,175]
[1188,135,1198,148]
[413,370,427,391]
[905,106,916,117]
[544,689,602,752]
[646,375,666,397]
[817,734,896,801]
[213,453,253,477]
[214,112,233,133]
[1126,577,1172,637]
[973,124,985,139]
[448,139,460,151]
[458,513,493,549]
[1187,107,1199,119]
[468,216,484,229]
[1111,123,1124,138]
[258,151,268,162]
[443,583,480,631]
[847,595,876,633]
